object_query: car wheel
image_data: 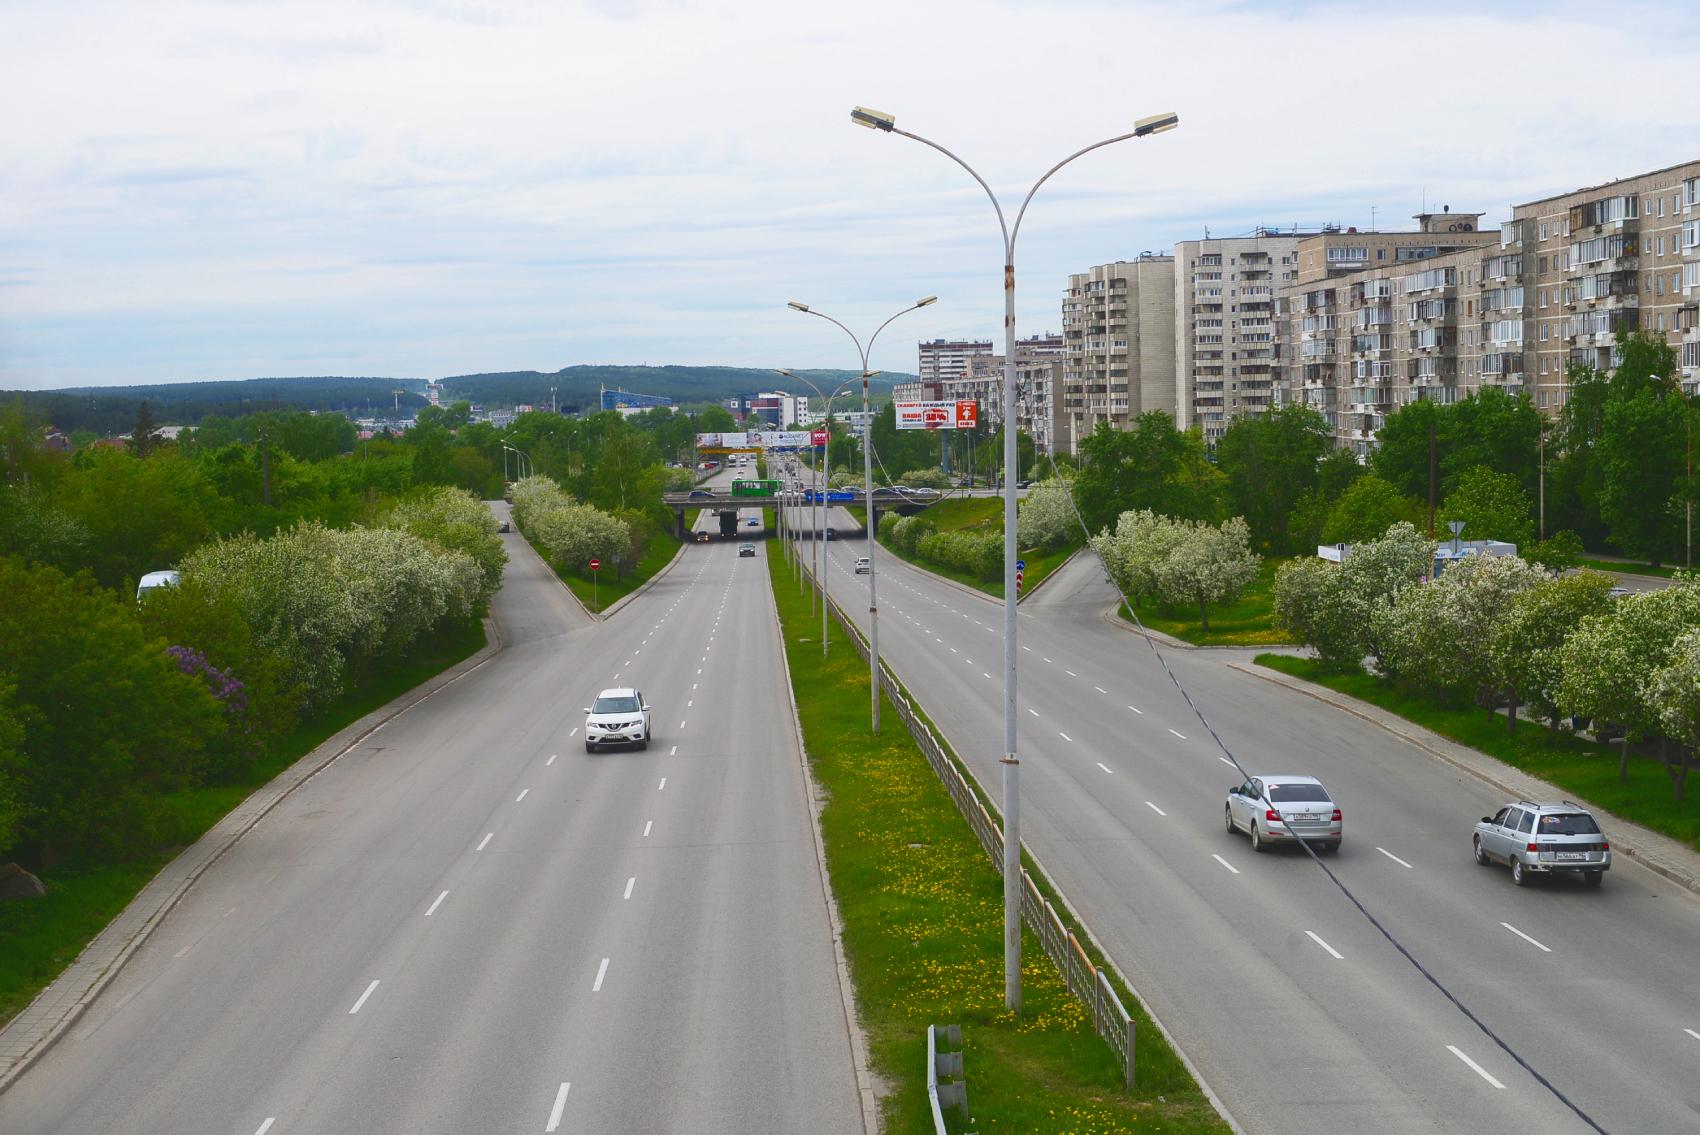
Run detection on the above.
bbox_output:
[1511,857,1528,886]
[1584,870,1603,887]
[1250,821,1266,853]
[585,741,596,753]
[1325,841,1340,854]
[638,737,649,751]
[1225,806,1237,835]
[1473,836,1489,866]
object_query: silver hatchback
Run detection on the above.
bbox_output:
[1225,774,1342,853]
[1473,801,1610,886]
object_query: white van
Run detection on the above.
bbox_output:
[136,570,181,602]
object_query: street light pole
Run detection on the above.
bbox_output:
[775,370,856,656]
[787,296,938,731]
[852,104,1178,1012]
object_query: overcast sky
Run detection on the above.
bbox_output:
[3,0,1697,391]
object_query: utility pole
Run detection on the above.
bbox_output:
[1538,423,1546,544]
[1427,416,1438,538]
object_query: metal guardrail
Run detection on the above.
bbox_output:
[805,565,1138,1088]
[927,1024,967,1133]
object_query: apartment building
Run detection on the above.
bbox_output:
[1506,160,1700,406]
[917,338,995,385]
[938,332,1064,428]
[1059,254,1176,454]
[1174,233,1308,443]
[1276,212,1499,453]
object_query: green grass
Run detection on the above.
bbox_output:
[769,552,1226,1134]
[1254,653,1700,851]
[536,531,683,614]
[1116,558,1290,646]
[0,618,489,1029]
[872,496,1083,601]
[1576,556,1684,579]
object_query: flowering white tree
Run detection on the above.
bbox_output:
[1650,629,1700,801]
[1093,509,1189,608]
[1152,516,1260,631]
[1373,552,1543,703]
[1337,522,1435,670]
[509,475,572,533]
[532,501,631,572]
[388,486,506,607]
[1016,478,1076,550]
[1489,570,1616,733]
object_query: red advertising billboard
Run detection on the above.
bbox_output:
[895,400,980,431]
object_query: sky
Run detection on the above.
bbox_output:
[3,0,1698,391]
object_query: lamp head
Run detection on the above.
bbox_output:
[774,368,795,379]
[850,106,896,132]
[787,300,810,312]
[916,295,938,308]
[1133,111,1180,137]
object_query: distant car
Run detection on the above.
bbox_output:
[696,531,710,543]
[583,687,651,752]
[745,517,760,527]
[136,570,181,602]
[1016,480,1035,489]
[1474,801,1609,886]
[739,543,756,557]
[1225,774,1341,852]
[855,557,870,574]
[824,528,837,540]
[1607,586,1632,598]
[498,520,511,533]
[689,490,715,499]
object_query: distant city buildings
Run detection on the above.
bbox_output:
[600,386,673,413]
[1058,254,1175,454]
[917,338,994,386]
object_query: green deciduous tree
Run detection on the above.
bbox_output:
[1320,476,1423,545]
[1214,405,1329,552]
[1598,389,1685,567]
[1441,465,1534,549]
[1075,413,1225,534]
[1490,571,1615,734]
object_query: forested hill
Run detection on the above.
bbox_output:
[441,365,909,412]
[4,365,915,434]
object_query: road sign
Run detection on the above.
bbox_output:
[1015,577,1023,593]
[1015,559,1026,571]
[589,558,601,571]
[811,428,829,446]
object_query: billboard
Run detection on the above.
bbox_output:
[695,430,818,452]
[895,400,979,431]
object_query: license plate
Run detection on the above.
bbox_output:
[1555,852,1585,861]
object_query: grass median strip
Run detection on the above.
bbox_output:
[769,551,1226,1134]
[1255,653,1700,850]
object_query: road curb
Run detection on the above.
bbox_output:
[764,561,884,1135]
[0,615,505,1096]
[600,539,689,620]
[1228,660,1700,899]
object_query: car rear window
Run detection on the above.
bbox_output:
[1268,783,1331,803]
[1538,813,1600,835]
[592,696,640,713]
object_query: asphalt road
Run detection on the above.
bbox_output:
[795,506,1700,1135]
[0,506,861,1135]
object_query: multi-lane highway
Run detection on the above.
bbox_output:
[0,500,863,1134]
[798,503,1700,1134]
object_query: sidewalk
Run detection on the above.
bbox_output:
[1232,660,1700,898]
[0,616,504,1095]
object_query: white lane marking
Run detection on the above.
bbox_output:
[425,890,449,917]
[1027,708,1040,717]
[1094,686,1106,694]
[1376,846,1415,869]
[1211,854,1240,875]
[593,957,610,992]
[643,820,653,837]
[1305,930,1344,959]
[687,699,693,707]
[545,1082,572,1131]
[692,683,698,690]
[696,668,702,675]
[546,753,557,766]
[1022,645,1031,651]
[624,877,635,900]
[679,720,687,730]
[669,745,677,756]
[1145,801,1166,816]
[1065,670,1077,677]
[1685,1028,1700,1041]
[255,1120,276,1135]
[1447,1045,1506,1089]
[1500,922,1552,953]
[983,672,992,679]
[1095,762,1113,774]
[349,979,380,1014]
[568,728,578,737]
[1043,657,1053,664]
[1128,705,1143,715]
[174,942,193,959]
[950,647,958,654]
[1218,756,1236,767]
[658,777,667,791]
[476,833,493,851]
[515,789,529,803]
[1168,729,1187,740]
[1059,732,1073,742]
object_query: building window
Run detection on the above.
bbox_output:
[1540,222,1549,241]
[1539,391,1549,407]
[1328,246,1370,263]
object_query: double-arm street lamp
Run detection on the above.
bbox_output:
[774,370,856,657]
[852,104,1179,1011]
[787,296,938,732]
[502,443,533,482]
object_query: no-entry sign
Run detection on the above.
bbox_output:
[589,558,601,571]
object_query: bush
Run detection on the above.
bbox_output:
[387,486,507,609]
[898,468,950,490]
[1016,478,1076,550]
[916,529,1002,580]
[882,513,935,558]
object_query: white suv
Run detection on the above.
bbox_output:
[583,688,652,752]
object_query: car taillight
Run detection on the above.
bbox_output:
[1600,841,1609,852]
[1265,809,1282,823]
[1331,808,1342,822]
[1526,842,1540,853]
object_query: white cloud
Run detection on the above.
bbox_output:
[3,0,1698,387]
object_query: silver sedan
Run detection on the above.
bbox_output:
[1225,774,1342,853]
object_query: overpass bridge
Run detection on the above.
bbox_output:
[660,488,932,540]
